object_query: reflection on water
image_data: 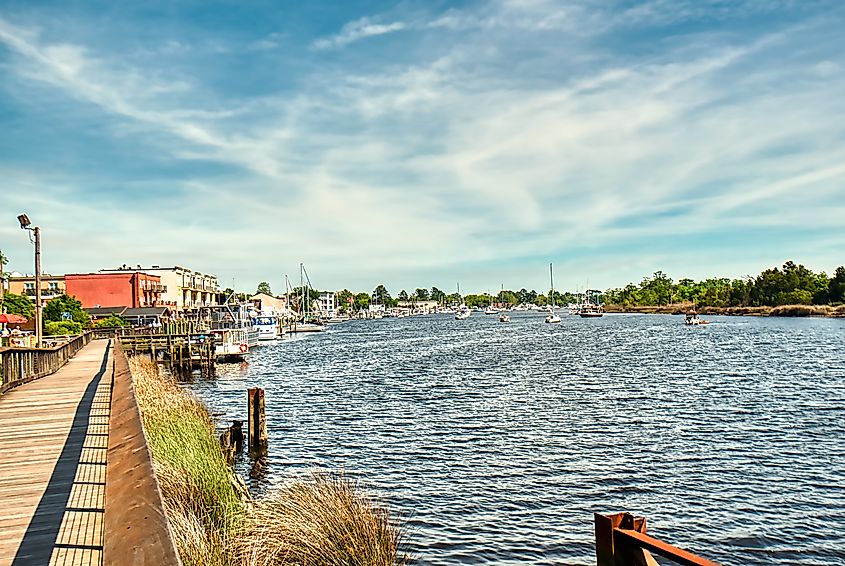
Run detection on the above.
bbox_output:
[186,313,845,565]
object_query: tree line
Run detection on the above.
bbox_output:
[604,261,845,307]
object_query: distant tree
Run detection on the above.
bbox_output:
[413,288,429,301]
[335,289,353,313]
[497,290,519,306]
[829,266,845,304]
[2,292,34,318]
[372,285,392,305]
[256,281,272,295]
[354,292,370,310]
[45,295,89,325]
[430,287,446,304]
[398,290,409,301]
[446,292,462,305]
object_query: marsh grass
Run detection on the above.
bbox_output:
[236,471,407,566]
[130,356,244,565]
[129,356,406,566]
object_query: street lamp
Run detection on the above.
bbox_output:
[18,213,42,348]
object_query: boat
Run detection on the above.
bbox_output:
[544,263,562,324]
[208,299,259,360]
[684,310,709,325]
[455,306,471,320]
[578,290,604,318]
[253,313,281,340]
[499,313,510,323]
[289,263,326,333]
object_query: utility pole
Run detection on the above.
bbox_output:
[17,214,42,348]
[34,228,42,348]
[0,248,6,314]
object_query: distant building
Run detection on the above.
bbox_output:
[250,293,288,314]
[7,273,66,307]
[318,292,337,318]
[65,272,165,309]
[98,265,218,311]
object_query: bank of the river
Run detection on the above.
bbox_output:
[128,356,406,566]
[603,302,845,317]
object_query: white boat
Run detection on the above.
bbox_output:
[289,263,327,333]
[567,303,580,315]
[499,313,510,322]
[484,306,499,315]
[684,311,709,325]
[455,306,471,320]
[544,263,562,324]
[253,314,281,340]
[578,290,604,318]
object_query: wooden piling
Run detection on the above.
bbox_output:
[248,388,267,453]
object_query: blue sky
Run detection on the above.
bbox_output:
[0,0,843,294]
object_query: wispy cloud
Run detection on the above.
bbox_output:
[312,17,406,49]
[0,1,843,291]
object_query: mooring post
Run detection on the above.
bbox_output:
[248,388,267,453]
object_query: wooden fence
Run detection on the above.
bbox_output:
[595,512,721,566]
[0,331,94,394]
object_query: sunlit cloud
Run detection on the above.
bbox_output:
[0,1,843,293]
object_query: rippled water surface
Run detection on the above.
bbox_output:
[186,313,845,565]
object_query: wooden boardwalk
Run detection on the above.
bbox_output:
[0,340,112,566]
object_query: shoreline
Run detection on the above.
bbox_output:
[603,303,845,318]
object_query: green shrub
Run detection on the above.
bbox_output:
[44,320,83,335]
[94,315,129,328]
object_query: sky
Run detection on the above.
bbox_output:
[0,0,843,295]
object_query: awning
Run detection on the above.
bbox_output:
[0,313,28,324]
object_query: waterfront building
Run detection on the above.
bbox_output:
[6,273,66,307]
[318,292,337,318]
[65,272,165,309]
[99,265,219,311]
[250,293,288,314]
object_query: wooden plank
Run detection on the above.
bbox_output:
[0,340,110,566]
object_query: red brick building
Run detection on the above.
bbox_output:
[64,272,166,309]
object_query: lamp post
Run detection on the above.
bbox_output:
[17,214,42,348]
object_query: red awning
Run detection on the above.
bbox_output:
[0,313,28,324]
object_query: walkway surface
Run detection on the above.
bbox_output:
[0,340,112,566]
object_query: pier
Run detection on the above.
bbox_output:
[0,338,179,566]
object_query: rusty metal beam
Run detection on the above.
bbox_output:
[614,528,722,566]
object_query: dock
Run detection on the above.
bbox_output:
[0,340,111,565]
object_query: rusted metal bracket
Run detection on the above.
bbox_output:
[595,512,721,566]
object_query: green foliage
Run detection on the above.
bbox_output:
[463,294,492,308]
[354,292,370,310]
[45,320,83,335]
[44,295,90,324]
[398,289,409,301]
[829,267,845,304]
[371,284,396,307]
[604,261,843,308]
[497,290,519,306]
[335,289,353,313]
[256,281,272,295]
[430,287,446,304]
[94,315,129,328]
[1,292,34,318]
[413,288,430,301]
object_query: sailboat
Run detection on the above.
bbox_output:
[455,282,471,320]
[290,263,326,333]
[545,263,561,324]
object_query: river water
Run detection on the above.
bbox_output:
[186,312,845,565]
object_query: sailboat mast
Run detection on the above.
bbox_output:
[549,263,555,309]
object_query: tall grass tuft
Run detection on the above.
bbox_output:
[129,356,407,566]
[236,470,406,566]
[130,356,245,566]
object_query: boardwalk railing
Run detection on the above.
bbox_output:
[0,331,94,393]
[595,512,722,566]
